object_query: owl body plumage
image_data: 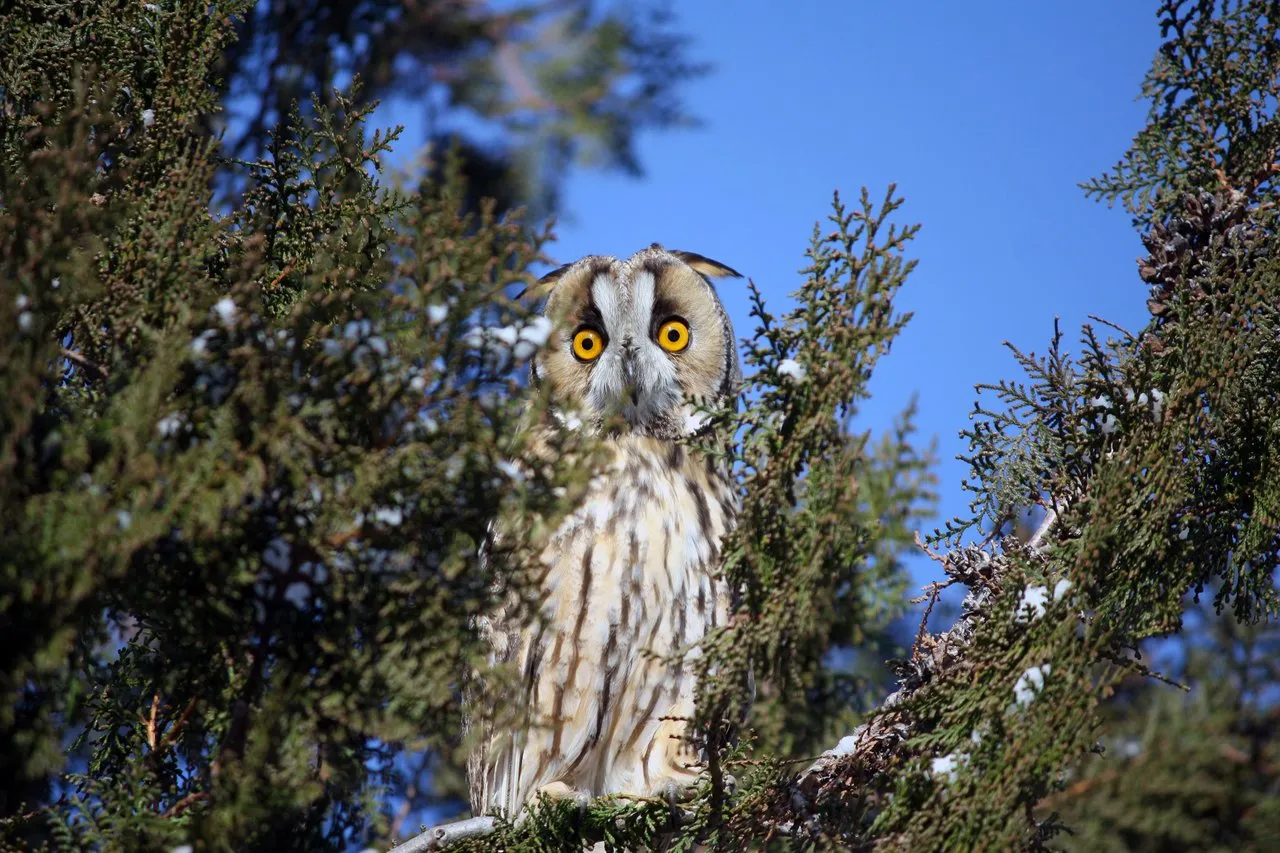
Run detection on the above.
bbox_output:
[467,245,744,820]
[470,435,736,816]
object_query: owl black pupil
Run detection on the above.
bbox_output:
[582,337,594,350]
[667,329,679,342]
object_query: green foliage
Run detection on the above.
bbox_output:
[839,1,1280,848]
[1046,602,1280,852]
[1083,0,1280,228]
[694,189,936,760]
[2,0,931,848]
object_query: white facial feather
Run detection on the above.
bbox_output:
[590,272,620,328]
[629,268,656,324]
[581,267,687,430]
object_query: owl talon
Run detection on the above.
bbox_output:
[536,781,592,810]
[649,773,702,804]
[648,769,737,804]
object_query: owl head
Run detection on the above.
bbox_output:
[531,243,742,439]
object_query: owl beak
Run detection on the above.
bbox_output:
[619,340,640,408]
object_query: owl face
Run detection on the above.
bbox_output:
[533,244,742,439]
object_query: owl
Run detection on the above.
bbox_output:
[467,243,743,821]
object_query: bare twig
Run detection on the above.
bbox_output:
[146,693,160,750]
[266,262,296,290]
[1087,314,1138,343]
[1026,506,1059,550]
[160,696,199,750]
[61,347,109,379]
[390,816,497,852]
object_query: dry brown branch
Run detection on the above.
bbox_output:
[146,692,160,750]
[160,696,198,750]
[61,347,109,379]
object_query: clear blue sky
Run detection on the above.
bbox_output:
[385,1,1163,591]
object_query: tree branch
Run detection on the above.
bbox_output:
[61,347,109,380]
[390,816,496,852]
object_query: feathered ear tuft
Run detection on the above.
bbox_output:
[668,250,743,279]
[517,262,573,300]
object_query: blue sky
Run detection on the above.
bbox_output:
[554,2,1163,590]
[384,2,1163,591]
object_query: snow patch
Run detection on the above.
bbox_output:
[931,753,961,782]
[373,506,404,527]
[496,460,526,482]
[828,733,859,757]
[554,409,584,430]
[213,297,237,327]
[1013,664,1051,708]
[156,413,185,437]
[1016,585,1049,622]
[191,329,216,356]
[1052,578,1072,602]
[777,358,806,381]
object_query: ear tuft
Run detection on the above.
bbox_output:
[517,262,573,300]
[668,250,743,279]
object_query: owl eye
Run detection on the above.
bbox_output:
[571,326,606,361]
[656,317,690,353]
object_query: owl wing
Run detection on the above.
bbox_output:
[465,432,556,816]
[464,517,517,815]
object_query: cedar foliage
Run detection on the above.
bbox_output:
[1046,599,1280,851]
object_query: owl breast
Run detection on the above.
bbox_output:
[472,435,738,818]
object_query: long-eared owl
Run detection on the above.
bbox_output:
[467,244,743,819]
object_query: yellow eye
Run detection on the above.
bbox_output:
[572,327,606,361]
[657,318,690,353]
